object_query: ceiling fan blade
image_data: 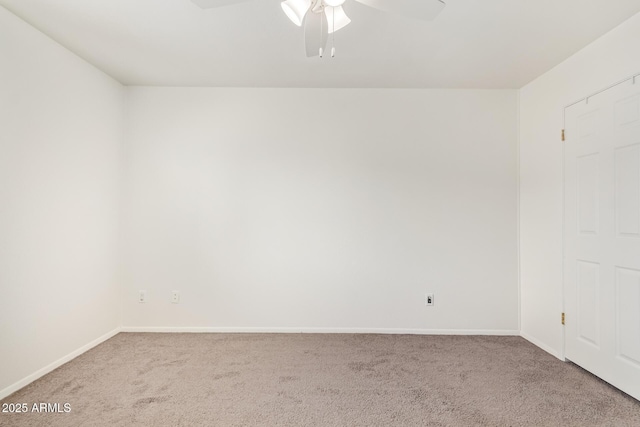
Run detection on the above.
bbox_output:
[282,0,311,26]
[325,6,351,34]
[354,0,445,21]
[304,11,328,57]
[191,0,254,9]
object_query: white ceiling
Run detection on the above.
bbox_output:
[2,0,640,88]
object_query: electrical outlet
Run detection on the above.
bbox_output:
[425,293,434,306]
[171,290,180,304]
[139,290,147,303]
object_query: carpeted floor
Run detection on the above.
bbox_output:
[1,333,639,426]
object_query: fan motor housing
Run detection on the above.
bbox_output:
[310,0,325,14]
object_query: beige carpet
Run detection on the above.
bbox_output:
[1,333,639,426]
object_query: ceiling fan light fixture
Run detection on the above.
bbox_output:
[324,0,346,6]
[325,5,351,34]
[281,0,311,27]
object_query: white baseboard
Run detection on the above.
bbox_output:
[0,327,121,401]
[520,331,563,360]
[121,326,520,335]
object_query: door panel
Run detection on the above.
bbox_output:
[564,79,640,401]
[615,144,640,237]
[616,266,640,367]
[577,260,600,347]
[577,154,600,235]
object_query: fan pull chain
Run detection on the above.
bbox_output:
[319,6,324,58]
[331,6,335,58]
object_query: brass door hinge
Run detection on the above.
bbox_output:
[561,129,565,141]
[561,312,565,325]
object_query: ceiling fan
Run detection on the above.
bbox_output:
[192,0,446,58]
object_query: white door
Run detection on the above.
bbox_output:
[564,78,640,401]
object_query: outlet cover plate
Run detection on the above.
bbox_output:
[425,293,434,306]
[171,290,180,304]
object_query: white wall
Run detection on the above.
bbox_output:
[122,87,519,333]
[0,7,124,397]
[519,12,640,358]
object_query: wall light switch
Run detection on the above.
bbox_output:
[139,290,147,303]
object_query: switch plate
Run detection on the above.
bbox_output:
[425,293,434,306]
[139,290,147,303]
[171,290,180,304]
